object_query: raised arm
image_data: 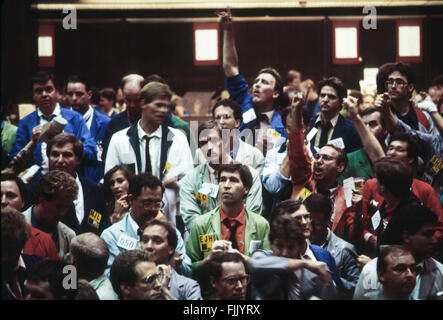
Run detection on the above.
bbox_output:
[344,96,385,163]
[217,8,239,78]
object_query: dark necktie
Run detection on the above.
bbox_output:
[257,114,269,128]
[144,136,153,173]
[42,114,56,122]
[222,218,239,250]
[318,121,332,148]
[137,228,143,239]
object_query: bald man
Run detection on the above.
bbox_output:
[69,232,118,300]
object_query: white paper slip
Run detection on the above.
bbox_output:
[343,177,355,208]
[328,137,345,150]
[201,182,219,198]
[306,127,318,142]
[371,210,381,231]
[249,240,262,254]
[117,234,138,251]
[242,108,257,124]
[20,164,41,184]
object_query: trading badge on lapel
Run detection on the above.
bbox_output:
[162,162,171,176]
[428,155,442,175]
[199,234,215,252]
[87,209,102,229]
[296,187,312,201]
[195,191,209,209]
[267,128,282,144]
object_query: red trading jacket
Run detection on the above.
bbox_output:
[361,178,443,240]
[23,225,60,260]
[288,129,349,239]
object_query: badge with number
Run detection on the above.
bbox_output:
[117,234,138,251]
[198,234,215,252]
[87,209,102,229]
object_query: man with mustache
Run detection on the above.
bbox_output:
[186,163,270,274]
[307,76,362,154]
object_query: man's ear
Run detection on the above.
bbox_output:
[209,276,217,289]
[234,119,241,129]
[87,90,93,101]
[337,162,345,175]
[377,271,385,284]
[272,90,280,100]
[120,283,131,298]
[402,231,411,245]
[407,83,415,95]
[127,194,134,205]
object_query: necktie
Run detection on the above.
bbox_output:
[222,218,239,250]
[42,114,56,122]
[257,114,269,128]
[137,228,143,239]
[318,121,332,148]
[144,136,153,173]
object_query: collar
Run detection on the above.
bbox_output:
[17,255,26,271]
[137,120,162,141]
[314,113,340,128]
[320,229,332,248]
[127,210,140,237]
[261,110,274,123]
[83,105,94,122]
[38,103,61,118]
[219,204,246,225]
[300,243,317,261]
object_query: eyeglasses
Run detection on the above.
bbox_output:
[313,153,336,162]
[142,271,163,286]
[138,200,165,209]
[384,78,408,89]
[221,275,250,287]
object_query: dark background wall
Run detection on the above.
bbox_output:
[2,2,443,111]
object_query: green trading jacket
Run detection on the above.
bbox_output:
[186,206,270,271]
[179,163,264,231]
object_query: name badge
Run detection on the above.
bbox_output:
[96,141,103,162]
[249,240,262,254]
[117,234,138,251]
[296,187,312,201]
[200,183,219,198]
[328,137,345,150]
[371,210,381,231]
[353,177,365,192]
[199,234,215,252]
[195,191,209,209]
[87,209,102,229]
[267,129,282,144]
[427,155,443,176]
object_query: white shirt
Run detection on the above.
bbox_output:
[38,104,62,174]
[82,105,94,130]
[137,121,162,178]
[313,113,340,148]
[73,175,85,224]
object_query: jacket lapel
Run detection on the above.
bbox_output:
[160,125,173,179]
[419,258,436,299]
[127,124,142,173]
[244,209,257,256]
[331,186,347,232]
